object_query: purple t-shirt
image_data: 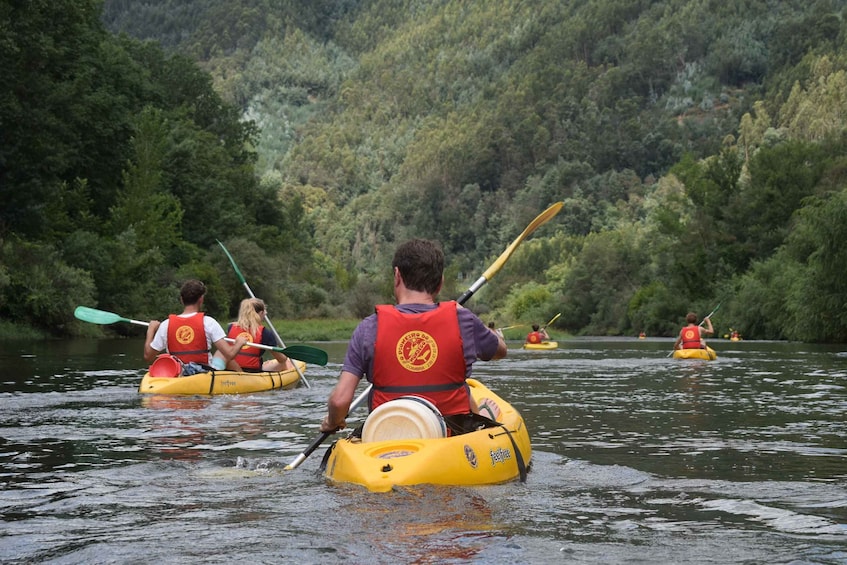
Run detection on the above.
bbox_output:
[342,302,500,382]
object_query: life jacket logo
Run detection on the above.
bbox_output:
[396,331,438,372]
[175,325,195,345]
[684,329,696,340]
[237,331,252,349]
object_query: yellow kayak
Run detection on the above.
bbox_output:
[323,378,531,492]
[672,347,717,360]
[522,341,558,350]
[138,360,306,395]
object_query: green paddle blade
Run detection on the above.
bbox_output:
[279,345,328,366]
[74,306,130,325]
[217,240,248,284]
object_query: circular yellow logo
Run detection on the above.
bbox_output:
[396,331,438,372]
[175,325,195,345]
[237,331,251,349]
[684,329,696,340]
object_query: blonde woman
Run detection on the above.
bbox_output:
[214,298,293,372]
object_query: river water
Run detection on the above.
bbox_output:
[1,337,845,564]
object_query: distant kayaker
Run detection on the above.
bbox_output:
[214,298,293,372]
[525,324,550,344]
[320,238,507,436]
[143,279,246,375]
[673,312,714,350]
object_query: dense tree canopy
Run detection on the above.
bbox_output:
[3,0,847,342]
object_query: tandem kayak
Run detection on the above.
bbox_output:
[672,347,717,360]
[322,378,531,492]
[138,360,306,395]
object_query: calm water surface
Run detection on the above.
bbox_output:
[1,337,845,564]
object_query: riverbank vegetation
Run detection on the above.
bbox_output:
[4,1,847,342]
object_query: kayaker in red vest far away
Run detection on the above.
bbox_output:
[673,312,714,350]
[214,298,294,372]
[143,279,247,375]
[525,323,550,344]
[320,238,507,436]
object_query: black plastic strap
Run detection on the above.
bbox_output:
[496,424,528,483]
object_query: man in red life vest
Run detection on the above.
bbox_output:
[525,323,550,344]
[320,239,507,436]
[673,312,714,350]
[143,279,246,374]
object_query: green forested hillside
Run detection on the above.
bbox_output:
[4,0,847,341]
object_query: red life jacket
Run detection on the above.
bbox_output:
[167,313,209,364]
[526,331,543,344]
[371,302,469,416]
[681,325,702,349]
[228,324,264,369]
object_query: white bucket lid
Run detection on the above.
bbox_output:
[361,396,446,443]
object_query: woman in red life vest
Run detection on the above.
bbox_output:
[143,279,246,374]
[525,323,550,344]
[673,312,714,350]
[319,239,507,436]
[214,298,293,372]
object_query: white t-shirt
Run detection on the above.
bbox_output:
[150,312,227,364]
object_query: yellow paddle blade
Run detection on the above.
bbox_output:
[480,202,563,281]
[543,312,562,328]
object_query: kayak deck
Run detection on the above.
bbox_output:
[323,378,531,492]
[138,360,306,395]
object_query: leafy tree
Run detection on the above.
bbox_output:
[0,0,127,238]
[553,225,651,335]
[739,140,829,258]
[730,258,793,340]
[0,239,96,333]
[110,106,185,253]
[778,55,847,142]
[782,188,847,342]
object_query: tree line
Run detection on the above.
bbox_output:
[3,0,847,342]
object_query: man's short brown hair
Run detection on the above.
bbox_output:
[392,239,444,295]
[180,279,206,306]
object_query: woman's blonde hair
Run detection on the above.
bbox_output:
[236,298,265,335]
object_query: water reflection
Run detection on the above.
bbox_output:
[334,486,499,562]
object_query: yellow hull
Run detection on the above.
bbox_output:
[138,361,305,395]
[673,347,717,360]
[324,378,531,492]
[522,341,558,350]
